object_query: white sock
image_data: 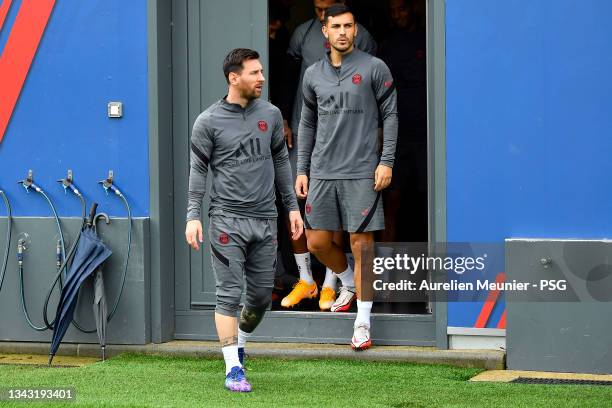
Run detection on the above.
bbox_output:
[336,265,354,288]
[322,267,337,289]
[222,345,241,375]
[237,328,251,349]
[355,300,373,328]
[294,252,314,284]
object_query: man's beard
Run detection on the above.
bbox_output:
[331,37,354,53]
[240,86,260,101]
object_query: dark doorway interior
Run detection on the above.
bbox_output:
[268,0,428,314]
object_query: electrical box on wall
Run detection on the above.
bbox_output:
[108,102,123,118]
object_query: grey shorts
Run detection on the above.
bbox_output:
[304,179,384,233]
[208,215,278,316]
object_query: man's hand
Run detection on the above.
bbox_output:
[185,219,203,251]
[295,175,309,199]
[283,119,293,149]
[374,164,392,191]
[288,210,304,240]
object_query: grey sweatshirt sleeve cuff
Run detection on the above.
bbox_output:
[186,191,204,221]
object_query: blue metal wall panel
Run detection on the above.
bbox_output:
[0,0,149,217]
[446,0,612,327]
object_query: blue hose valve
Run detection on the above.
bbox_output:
[58,170,81,197]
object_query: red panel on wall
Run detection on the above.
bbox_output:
[0,0,14,30]
[0,0,55,143]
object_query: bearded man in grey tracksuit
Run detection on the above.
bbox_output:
[185,48,303,392]
[279,0,377,311]
[295,4,398,350]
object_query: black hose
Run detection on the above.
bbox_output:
[42,193,87,330]
[19,256,47,331]
[19,182,97,333]
[38,190,67,270]
[16,184,64,331]
[107,192,132,320]
[0,190,12,294]
[24,181,132,334]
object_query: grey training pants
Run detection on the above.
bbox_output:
[208,215,277,316]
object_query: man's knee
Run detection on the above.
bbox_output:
[350,233,374,259]
[307,234,332,254]
[239,303,268,333]
[215,286,242,316]
[245,284,272,310]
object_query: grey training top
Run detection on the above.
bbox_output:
[187,98,299,221]
[297,48,398,179]
[287,18,377,132]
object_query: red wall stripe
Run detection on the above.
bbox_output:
[474,272,506,328]
[497,309,507,329]
[0,0,55,143]
[0,0,13,31]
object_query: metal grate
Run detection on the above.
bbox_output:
[511,377,612,386]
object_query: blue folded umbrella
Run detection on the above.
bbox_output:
[49,223,112,365]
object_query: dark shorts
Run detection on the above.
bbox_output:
[304,178,384,233]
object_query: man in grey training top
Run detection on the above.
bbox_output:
[278,0,377,311]
[295,4,398,350]
[185,48,303,392]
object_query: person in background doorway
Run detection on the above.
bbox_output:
[269,0,292,114]
[378,0,427,243]
[269,0,302,303]
[279,0,377,312]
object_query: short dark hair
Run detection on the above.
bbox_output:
[323,3,353,25]
[223,48,260,83]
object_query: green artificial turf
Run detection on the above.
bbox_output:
[0,354,610,407]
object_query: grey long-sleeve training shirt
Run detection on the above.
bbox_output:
[187,98,299,221]
[287,18,377,133]
[297,48,398,179]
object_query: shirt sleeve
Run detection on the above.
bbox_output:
[356,23,378,56]
[287,22,305,60]
[371,58,398,168]
[296,68,317,176]
[271,110,299,212]
[186,114,214,221]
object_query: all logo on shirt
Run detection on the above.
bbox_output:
[384,80,394,88]
[352,73,362,85]
[258,120,268,132]
[234,138,262,158]
[219,233,230,245]
[319,92,364,115]
[324,41,331,49]
[305,204,312,214]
